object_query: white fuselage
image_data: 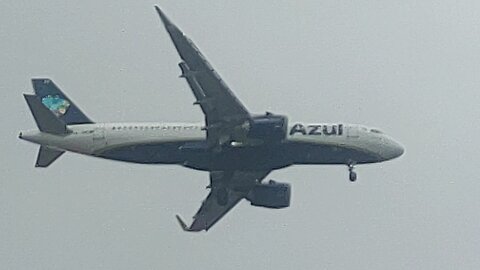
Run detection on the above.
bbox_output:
[20,121,404,171]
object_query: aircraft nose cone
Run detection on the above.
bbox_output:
[385,139,404,160]
[392,141,405,158]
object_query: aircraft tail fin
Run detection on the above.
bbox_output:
[35,146,64,168]
[31,78,94,125]
[24,94,67,135]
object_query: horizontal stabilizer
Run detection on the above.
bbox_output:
[36,146,64,167]
[24,94,67,134]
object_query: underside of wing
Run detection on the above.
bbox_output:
[176,171,270,232]
[155,6,251,146]
[178,189,244,232]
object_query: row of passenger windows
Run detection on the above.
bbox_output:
[111,125,201,131]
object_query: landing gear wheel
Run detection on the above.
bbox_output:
[216,188,228,206]
[348,163,357,182]
[349,171,357,182]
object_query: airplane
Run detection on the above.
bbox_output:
[18,6,404,232]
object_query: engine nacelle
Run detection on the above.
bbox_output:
[247,113,288,143]
[246,180,291,209]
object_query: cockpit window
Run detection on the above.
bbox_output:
[370,129,383,134]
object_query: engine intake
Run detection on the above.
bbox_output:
[247,113,288,143]
[247,180,291,209]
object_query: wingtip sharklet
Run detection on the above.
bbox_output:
[175,215,193,232]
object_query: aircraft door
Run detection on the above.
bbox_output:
[93,125,106,148]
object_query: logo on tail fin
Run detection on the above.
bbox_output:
[41,95,70,116]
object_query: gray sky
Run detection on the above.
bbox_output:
[1,0,480,269]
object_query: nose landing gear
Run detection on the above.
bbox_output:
[348,164,357,182]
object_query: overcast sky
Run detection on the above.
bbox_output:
[1,1,480,269]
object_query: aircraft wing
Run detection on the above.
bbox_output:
[155,7,251,146]
[176,170,270,232]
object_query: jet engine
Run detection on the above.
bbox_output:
[246,180,291,209]
[247,113,288,143]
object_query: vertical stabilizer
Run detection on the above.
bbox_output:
[24,94,67,135]
[32,79,93,125]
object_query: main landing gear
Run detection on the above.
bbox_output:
[348,164,357,182]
